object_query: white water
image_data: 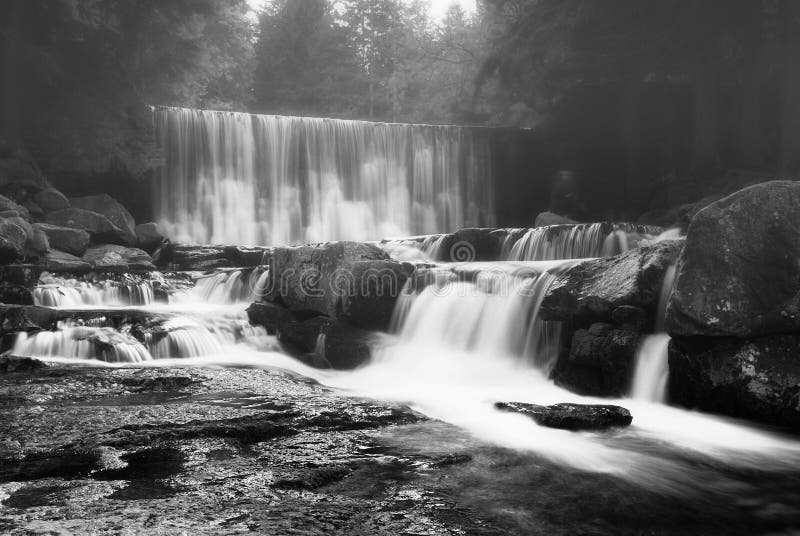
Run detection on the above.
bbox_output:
[34,278,155,307]
[154,107,495,245]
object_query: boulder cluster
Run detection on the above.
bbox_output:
[0,152,166,281]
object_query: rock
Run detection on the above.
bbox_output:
[33,223,90,257]
[540,240,683,324]
[0,265,42,287]
[495,402,633,431]
[266,241,389,317]
[69,194,136,242]
[669,335,800,429]
[319,320,375,370]
[429,228,509,262]
[134,222,165,251]
[340,260,413,331]
[0,218,27,263]
[82,244,155,272]
[44,208,132,246]
[166,245,230,270]
[0,356,46,374]
[534,212,578,227]
[0,194,29,220]
[22,200,43,219]
[29,227,50,257]
[246,301,297,335]
[611,305,647,332]
[553,326,641,397]
[667,181,800,338]
[33,188,70,213]
[42,250,92,273]
[0,282,34,305]
[223,245,271,267]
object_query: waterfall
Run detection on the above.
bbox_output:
[34,278,155,307]
[12,322,153,363]
[154,107,495,245]
[631,264,677,403]
[507,223,662,261]
[390,261,576,371]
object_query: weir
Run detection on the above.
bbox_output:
[154,107,496,245]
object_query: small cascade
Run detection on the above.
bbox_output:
[146,314,265,359]
[507,223,662,261]
[178,268,267,304]
[391,261,576,371]
[12,322,153,363]
[34,278,155,307]
[631,264,677,403]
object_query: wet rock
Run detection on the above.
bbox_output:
[0,282,34,305]
[340,260,413,331]
[553,325,640,397]
[266,241,389,317]
[320,320,375,370]
[223,245,271,267]
[82,244,155,271]
[135,222,165,251]
[540,240,682,324]
[534,211,578,227]
[273,465,351,490]
[167,245,230,270]
[22,199,43,219]
[0,264,43,287]
[669,335,800,429]
[246,301,296,334]
[430,228,509,262]
[0,194,30,220]
[45,208,132,246]
[42,250,92,273]
[0,217,27,263]
[70,194,136,243]
[33,188,70,213]
[495,402,633,430]
[611,305,648,332]
[667,181,800,338]
[0,356,46,374]
[33,223,90,256]
[30,226,50,257]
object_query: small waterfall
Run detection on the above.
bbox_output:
[34,278,155,307]
[631,264,677,403]
[391,261,575,371]
[13,322,153,363]
[154,107,495,245]
[507,223,662,261]
[176,268,267,304]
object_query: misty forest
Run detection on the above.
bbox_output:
[1,1,800,534]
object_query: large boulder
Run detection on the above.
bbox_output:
[669,336,800,429]
[429,228,509,262]
[69,194,136,243]
[495,402,632,431]
[319,320,375,370]
[552,323,641,397]
[42,250,91,273]
[0,218,27,263]
[340,260,413,331]
[540,240,683,325]
[33,223,90,257]
[266,241,389,317]
[33,188,70,213]
[44,208,131,246]
[667,181,800,338]
[82,244,155,272]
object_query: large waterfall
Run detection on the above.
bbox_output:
[154,107,496,245]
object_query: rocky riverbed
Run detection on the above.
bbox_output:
[2,362,800,535]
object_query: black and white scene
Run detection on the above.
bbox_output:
[1,0,800,534]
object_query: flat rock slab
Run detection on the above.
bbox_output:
[495,401,633,431]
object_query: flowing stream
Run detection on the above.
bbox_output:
[8,226,800,508]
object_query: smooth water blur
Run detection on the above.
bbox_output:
[154,107,495,245]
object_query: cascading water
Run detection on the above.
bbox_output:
[506,222,663,261]
[34,277,155,307]
[154,107,495,245]
[631,263,677,403]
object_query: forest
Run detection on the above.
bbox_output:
[2,0,800,219]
